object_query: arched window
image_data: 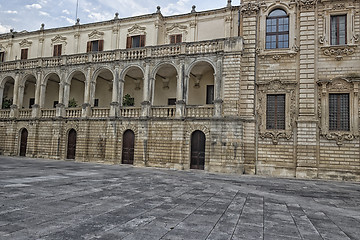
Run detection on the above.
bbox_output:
[266,9,289,49]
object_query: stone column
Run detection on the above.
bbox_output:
[141,62,151,117]
[82,66,92,117]
[32,71,42,117]
[110,66,120,117]
[10,72,20,118]
[0,87,4,109]
[18,84,25,109]
[176,61,185,118]
[214,58,223,117]
[56,81,66,117]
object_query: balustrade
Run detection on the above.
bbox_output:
[151,106,176,118]
[18,109,32,119]
[41,109,56,118]
[66,108,82,118]
[92,108,110,118]
[0,109,10,119]
[119,107,140,118]
[186,106,214,118]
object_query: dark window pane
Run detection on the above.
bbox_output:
[206,85,214,104]
[331,15,347,45]
[329,93,349,131]
[132,36,140,48]
[266,9,289,49]
[267,94,285,130]
[268,9,287,17]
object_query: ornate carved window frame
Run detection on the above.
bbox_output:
[317,77,360,145]
[257,80,297,144]
[165,23,188,44]
[257,2,299,59]
[319,1,358,60]
[51,35,67,54]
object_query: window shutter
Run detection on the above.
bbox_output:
[126,37,132,48]
[170,35,175,44]
[0,52,5,62]
[21,49,28,60]
[98,40,104,51]
[276,94,285,130]
[176,34,182,43]
[86,41,92,52]
[58,44,62,56]
[140,35,146,47]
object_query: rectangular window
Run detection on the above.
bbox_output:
[21,48,28,60]
[0,52,4,62]
[53,44,62,56]
[331,15,347,45]
[53,101,58,108]
[170,34,182,44]
[126,35,146,48]
[29,98,35,108]
[266,94,285,130]
[86,40,104,52]
[329,93,349,131]
[94,99,99,107]
[206,85,214,104]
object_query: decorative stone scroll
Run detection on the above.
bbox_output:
[299,0,318,10]
[88,30,104,40]
[321,45,357,61]
[19,39,32,48]
[240,2,260,15]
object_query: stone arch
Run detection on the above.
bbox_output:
[91,66,115,107]
[0,76,15,109]
[119,123,139,137]
[152,62,179,106]
[264,3,291,15]
[66,68,87,84]
[42,72,61,108]
[19,73,37,109]
[186,59,216,105]
[121,65,145,107]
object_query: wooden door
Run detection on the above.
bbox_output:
[122,130,135,165]
[67,129,77,159]
[19,128,28,156]
[191,130,205,170]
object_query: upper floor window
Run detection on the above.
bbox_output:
[331,15,347,45]
[170,34,182,44]
[86,40,104,52]
[329,93,349,131]
[266,94,285,130]
[21,48,28,60]
[266,9,289,49]
[0,52,4,62]
[53,44,62,56]
[126,35,146,48]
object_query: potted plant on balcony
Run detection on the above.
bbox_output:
[68,98,77,108]
[123,94,134,107]
[2,97,12,109]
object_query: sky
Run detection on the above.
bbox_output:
[0,0,237,34]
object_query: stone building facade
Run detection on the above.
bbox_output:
[0,0,359,181]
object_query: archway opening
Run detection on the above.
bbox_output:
[67,72,85,108]
[123,67,144,107]
[190,130,206,170]
[122,129,135,165]
[94,69,113,107]
[44,73,60,108]
[153,64,178,106]
[1,77,15,109]
[67,129,77,159]
[188,62,215,105]
[19,128,28,156]
[21,75,36,109]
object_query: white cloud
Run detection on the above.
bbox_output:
[39,11,50,17]
[62,9,70,15]
[4,10,18,14]
[0,23,11,34]
[61,16,75,25]
[25,4,42,9]
[162,0,191,16]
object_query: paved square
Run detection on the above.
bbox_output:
[0,156,359,240]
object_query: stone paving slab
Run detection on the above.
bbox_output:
[0,156,359,240]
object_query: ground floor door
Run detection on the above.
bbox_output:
[122,130,135,165]
[190,130,205,170]
[19,128,28,156]
[67,129,77,159]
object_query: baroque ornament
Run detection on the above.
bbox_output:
[240,2,260,15]
[322,46,357,61]
[299,0,318,10]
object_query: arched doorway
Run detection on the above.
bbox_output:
[190,130,206,170]
[122,130,135,165]
[19,128,28,156]
[67,129,77,159]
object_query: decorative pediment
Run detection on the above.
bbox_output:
[51,35,67,45]
[19,39,32,48]
[166,23,187,33]
[299,0,318,10]
[128,24,146,35]
[88,30,104,40]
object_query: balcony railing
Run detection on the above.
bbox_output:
[18,109,32,119]
[119,107,141,118]
[41,109,56,118]
[186,106,214,118]
[0,38,227,71]
[92,108,110,118]
[66,108,82,118]
[152,106,176,118]
[0,109,10,118]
